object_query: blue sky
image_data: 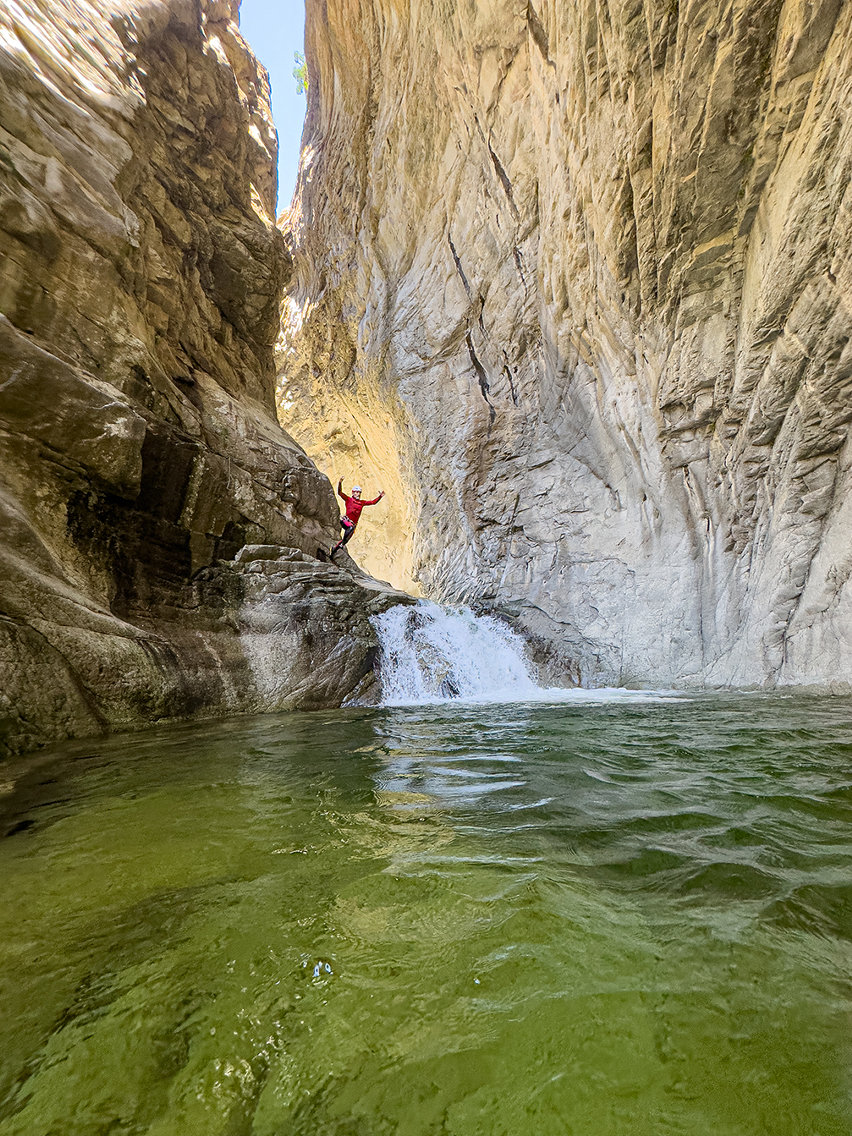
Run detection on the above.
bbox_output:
[238,0,307,211]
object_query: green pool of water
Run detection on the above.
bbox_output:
[1,694,851,1135]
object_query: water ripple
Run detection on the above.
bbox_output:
[0,694,851,1134]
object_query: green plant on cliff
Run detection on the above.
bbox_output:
[293,52,308,94]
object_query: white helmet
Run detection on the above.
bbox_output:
[352,485,362,493]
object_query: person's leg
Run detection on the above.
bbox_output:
[331,517,355,556]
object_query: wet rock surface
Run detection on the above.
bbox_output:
[280,0,852,688]
[0,0,405,757]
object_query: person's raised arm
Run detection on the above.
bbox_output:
[337,478,346,500]
[362,490,385,506]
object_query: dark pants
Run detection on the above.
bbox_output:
[332,516,356,554]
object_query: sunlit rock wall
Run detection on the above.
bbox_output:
[0,0,405,757]
[279,0,852,687]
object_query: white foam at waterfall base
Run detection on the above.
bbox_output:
[372,602,539,704]
[371,601,685,707]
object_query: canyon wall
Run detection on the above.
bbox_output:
[0,0,406,758]
[279,0,852,687]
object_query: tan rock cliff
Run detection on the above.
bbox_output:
[279,0,852,687]
[0,0,407,757]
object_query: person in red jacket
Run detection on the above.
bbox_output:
[331,479,385,557]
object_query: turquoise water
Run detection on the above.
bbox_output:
[1,694,851,1135]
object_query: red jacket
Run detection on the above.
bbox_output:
[338,482,382,524]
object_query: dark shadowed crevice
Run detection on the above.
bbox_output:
[487,141,520,220]
[527,2,556,69]
[466,330,496,423]
[447,233,471,297]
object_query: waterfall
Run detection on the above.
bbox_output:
[371,602,541,705]
[371,601,687,707]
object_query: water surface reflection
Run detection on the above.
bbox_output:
[0,695,850,1134]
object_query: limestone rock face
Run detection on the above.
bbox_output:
[279,0,852,688]
[0,0,403,757]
